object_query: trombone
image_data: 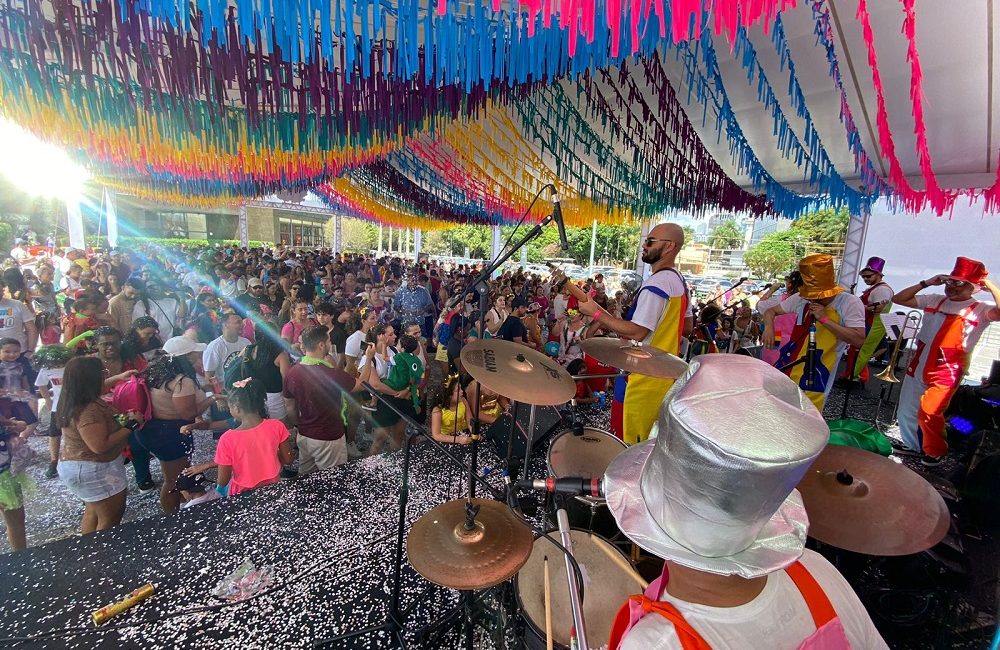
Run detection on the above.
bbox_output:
[875,310,923,383]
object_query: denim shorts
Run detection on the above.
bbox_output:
[58,458,127,503]
[134,419,193,462]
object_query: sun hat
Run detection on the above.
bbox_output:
[162,336,207,358]
[797,254,844,301]
[604,354,828,578]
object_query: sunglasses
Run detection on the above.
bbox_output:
[643,237,676,247]
[859,273,875,280]
[944,279,970,288]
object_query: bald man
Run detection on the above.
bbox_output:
[579,223,693,444]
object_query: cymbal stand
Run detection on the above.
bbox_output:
[315,385,502,649]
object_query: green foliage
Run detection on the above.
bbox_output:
[789,208,850,244]
[743,208,850,279]
[0,222,12,253]
[743,231,799,279]
[681,225,697,245]
[709,219,744,249]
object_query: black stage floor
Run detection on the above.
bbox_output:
[0,400,996,649]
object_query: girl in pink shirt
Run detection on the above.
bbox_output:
[214,379,294,496]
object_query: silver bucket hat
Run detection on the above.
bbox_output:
[604,354,828,578]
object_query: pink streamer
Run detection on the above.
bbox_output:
[856,0,1000,215]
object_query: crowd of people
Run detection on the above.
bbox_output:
[0,242,651,551]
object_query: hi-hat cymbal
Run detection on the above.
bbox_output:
[461,339,575,405]
[407,499,533,590]
[580,337,689,379]
[797,445,950,556]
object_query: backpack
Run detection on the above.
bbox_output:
[384,351,424,412]
[222,345,256,391]
[110,375,153,426]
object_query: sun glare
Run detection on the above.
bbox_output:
[0,118,90,203]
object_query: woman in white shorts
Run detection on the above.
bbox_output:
[55,357,143,534]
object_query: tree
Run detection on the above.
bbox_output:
[328,218,379,253]
[709,219,744,250]
[789,208,850,245]
[681,225,697,246]
[743,230,799,279]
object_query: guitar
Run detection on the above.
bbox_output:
[799,324,830,393]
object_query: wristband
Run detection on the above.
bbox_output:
[818,316,830,325]
[919,280,929,289]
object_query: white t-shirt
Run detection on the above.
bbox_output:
[553,294,569,320]
[914,294,996,351]
[0,298,30,349]
[358,348,396,379]
[629,269,694,345]
[133,297,180,337]
[864,283,894,306]
[620,549,888,650]
[202,336,251,379]
[34,366,65,410]
[779,293,866,330]
[344,330,366,362]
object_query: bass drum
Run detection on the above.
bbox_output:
[515,530,645,650]
[547,428,627,539]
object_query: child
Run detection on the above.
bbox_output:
[33,345,73,478]
[383,335,424,415]
[170,471,221,509]
[213,378,294,496]
[0,339,37,436]
[0,417,31,551]
[62,293,100,348]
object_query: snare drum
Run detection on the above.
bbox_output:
[547,428,627,537]
[516,530,645,650]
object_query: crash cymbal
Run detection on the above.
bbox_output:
[407,499,534,590]
[461,339,575,405]
[580,337,689,379]
[797,445,950,556]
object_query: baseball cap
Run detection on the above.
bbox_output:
[171,472,210,494]
[527,302,542,312]
[247,278,264,288]
[162,336,207,357]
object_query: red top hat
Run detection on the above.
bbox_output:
[945,257,988,287]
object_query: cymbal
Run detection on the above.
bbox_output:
[797,445,950,556]
[461,339,575,405]
[407,499,534,590]
[580,337,689,379]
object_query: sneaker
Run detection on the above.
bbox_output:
[45,461,58,479]
[137,479,157,493]
[921,455,944,467]
[280,467,299,479]
[890,441,922,457]
[361,401,378,412]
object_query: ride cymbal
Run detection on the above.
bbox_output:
[407,499,534,590]
[461,339,575,405]
[580,337,688,379]
[797,445,950,556]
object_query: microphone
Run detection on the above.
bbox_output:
[753,283,774,295]
[551,187,568,252]
[516,477,604,498]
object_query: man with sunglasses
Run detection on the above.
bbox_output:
[840,257,894,384]
[577,223,693,444]
[892,257,1000,466]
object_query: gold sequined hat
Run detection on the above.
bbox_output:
[797,253,845,301]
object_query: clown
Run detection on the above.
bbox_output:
[841,257,894,382]
[892,257,1000,465]
[762,254,865,411]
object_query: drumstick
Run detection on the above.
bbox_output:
[591,534,648,589]
[544,555,553,650]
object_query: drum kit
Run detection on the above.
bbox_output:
[326,335,955,649]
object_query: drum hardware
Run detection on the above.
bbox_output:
[580,338,688,379]
[797,444,950,556]
[556,509,588,650]
[315,384,505,649]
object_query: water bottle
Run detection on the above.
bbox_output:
[597,391,606,410]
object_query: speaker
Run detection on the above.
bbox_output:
[486,406,562,461]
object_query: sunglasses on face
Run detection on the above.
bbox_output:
[944,279,970,288]
[859,273,875,280]
[643,237,674,247]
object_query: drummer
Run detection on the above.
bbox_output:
[576,223,693,445]
[604,355,887,649]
